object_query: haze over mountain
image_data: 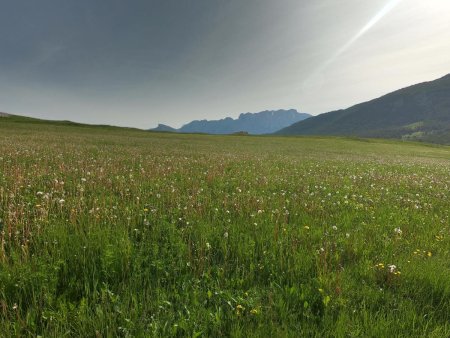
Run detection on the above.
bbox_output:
[277,74,450,144]
[151,109,310,135]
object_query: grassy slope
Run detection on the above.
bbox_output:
[0,118,449,336]
[277,74,450,144]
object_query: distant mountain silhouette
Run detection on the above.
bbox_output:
[276,74,450,144]
[151,124,178,132]
[150,109,311,134]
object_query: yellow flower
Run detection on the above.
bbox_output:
[250,308,259,315]
[427,251,432,257]
[236,304,245,315]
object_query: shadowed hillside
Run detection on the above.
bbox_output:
[277,74,450,144]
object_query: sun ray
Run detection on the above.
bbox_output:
[305,0,404,85]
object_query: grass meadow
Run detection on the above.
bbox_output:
[0,119,449,337]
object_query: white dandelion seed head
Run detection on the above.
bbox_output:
[388,264,397,273]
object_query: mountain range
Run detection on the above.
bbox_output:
[3,74,450,145]
[277,74,450,144]
[151,109,311,134]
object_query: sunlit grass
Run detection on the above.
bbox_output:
[0,121,449,336]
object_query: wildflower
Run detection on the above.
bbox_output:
[427,251,432,257]
[236,304,245,315]
[332,225,338,231]
[388,264,397,273]
[59,199,65,204]
[304,225,310,230]
[394,227,402,235]
[223,232,229,239]
[206,242,211,250]
[250,308,260,315]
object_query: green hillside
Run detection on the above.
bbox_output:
[1,113,81,125]
[0,118,449,336]
[277,74,450,144]
[0,112,140,132]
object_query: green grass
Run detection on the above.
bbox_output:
[0,118,449,337]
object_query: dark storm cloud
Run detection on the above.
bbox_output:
[1,1,220,86]
[1,0,449,128]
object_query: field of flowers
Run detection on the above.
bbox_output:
[0,120,449,337]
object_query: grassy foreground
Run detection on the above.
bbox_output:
[0,119,449,337]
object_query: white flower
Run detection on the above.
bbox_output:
[206,242,211,250]
[388,264,397,273]
[332,225,338,231]
[394,227,402,235]
[59,199,65,204]
[223,232,229,239]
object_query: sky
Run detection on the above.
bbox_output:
[1,0,450,129]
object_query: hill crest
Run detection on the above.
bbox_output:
[276,74,450,144]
